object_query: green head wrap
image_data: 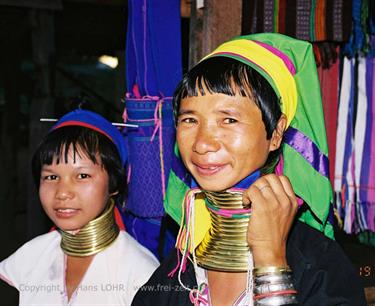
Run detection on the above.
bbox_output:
[165,33,334,240]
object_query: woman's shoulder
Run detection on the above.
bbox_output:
[289,221,330,244]
[287,221,342,261]
[287,220,351,269]
[287,221,366,305]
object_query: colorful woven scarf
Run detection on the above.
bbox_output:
[165,33,334,245]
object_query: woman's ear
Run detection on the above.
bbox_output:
[269,114,287,151]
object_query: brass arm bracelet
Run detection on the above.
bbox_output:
[253,266,292,276]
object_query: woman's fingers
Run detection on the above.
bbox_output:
[245,174,298,267]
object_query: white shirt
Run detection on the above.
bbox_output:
[0,230,159,306]
[194,265,252,306]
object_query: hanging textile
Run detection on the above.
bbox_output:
[334,37,375,235]
[241,0,352,42]
[317,46,340,187]
[359,38,375,232]
[123,0,182,258]
[343,0,370,57]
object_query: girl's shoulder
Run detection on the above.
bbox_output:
[9,231,61,264]
[0,231,61,289]
[18,231,60,252]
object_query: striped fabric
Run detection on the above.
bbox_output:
[242,0,352,42]
[335,50,375,234]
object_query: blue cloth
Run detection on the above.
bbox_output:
[123,0,182,257]
[190,170,261,190]
[126,0,182,95]
[52,109,127,166]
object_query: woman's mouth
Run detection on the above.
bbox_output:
[193,163,228,176]
[54,208,80,219]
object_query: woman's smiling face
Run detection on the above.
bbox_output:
[176,92,280,191]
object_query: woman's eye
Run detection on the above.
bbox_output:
[223,118,238,124]
[78,173,90,179]
[179,117,197,124]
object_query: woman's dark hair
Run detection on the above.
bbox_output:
[32,126,127,204]
[173,57,283,173]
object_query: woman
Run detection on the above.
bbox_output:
[132,33,365,305]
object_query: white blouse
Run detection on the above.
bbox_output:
[0,230,159,305]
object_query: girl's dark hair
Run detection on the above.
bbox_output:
[173,57,282,173]
[32,126,127,204]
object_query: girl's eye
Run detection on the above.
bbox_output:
[223,118,238,124]
[43,175,58,181]
[78,173,90,179]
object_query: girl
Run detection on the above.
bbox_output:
[0,109,158,305]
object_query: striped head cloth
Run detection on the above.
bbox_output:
[52,109,127,166]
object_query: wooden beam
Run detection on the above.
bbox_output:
[27,9,56,239]
[189,0,242,67]
[64,0,127,5]
[0,0,62,10]
[202,0,242,55]
[189,0,203,68]
[0,0,127,9]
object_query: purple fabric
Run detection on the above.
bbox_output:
[125,97,175,217]
[360,57,373,203]
[367,56,375,204]
[284,126,329,178]
[365,53,375,231]
[124,0,182,255]
[123,212,162,259]
[342,61,356,207]
[124,0,181,219]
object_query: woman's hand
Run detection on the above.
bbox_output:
[243,174,298,267]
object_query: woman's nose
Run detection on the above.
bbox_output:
[55,179,74,200]
[192,124,221,154]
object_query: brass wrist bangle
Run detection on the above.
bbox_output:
[253,266,292,276]
[254,294,298,305]
[254,281,295,295]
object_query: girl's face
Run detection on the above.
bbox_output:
[39,146,113,231]
[177,92,283,191]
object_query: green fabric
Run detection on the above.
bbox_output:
[358,231,375,247]
[164,33,334,239]
[165,170,188,224]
